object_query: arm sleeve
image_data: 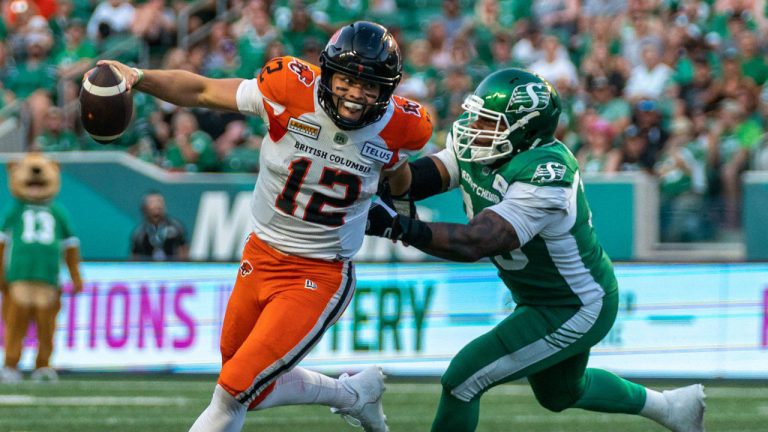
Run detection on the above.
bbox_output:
[487,182,572,246]
[432,136,461,190]
[235,78,265,118]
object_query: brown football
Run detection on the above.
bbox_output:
[79,64,133,144]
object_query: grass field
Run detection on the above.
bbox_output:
[0,375,766,431]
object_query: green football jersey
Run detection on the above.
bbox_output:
[0,201,78,287]
[442,139,617,307]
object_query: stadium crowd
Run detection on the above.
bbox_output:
[2,0,768,242]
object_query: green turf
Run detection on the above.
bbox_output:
[0,376,765,431]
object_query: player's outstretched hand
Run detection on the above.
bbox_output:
[83,60,142,91]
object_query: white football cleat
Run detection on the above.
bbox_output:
[0,367,22,384]
[662,384,706,432]
[30,367,59,383]
[331,366,389,432]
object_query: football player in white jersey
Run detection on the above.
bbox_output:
[97,21,431,432]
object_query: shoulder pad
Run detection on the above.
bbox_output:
[507,145,577,187]
[379,96,433,151]
[257,56,318,115]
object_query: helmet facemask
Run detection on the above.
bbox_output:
[318,21,402,130]
[318,69,396,130]
[452,95,542,164]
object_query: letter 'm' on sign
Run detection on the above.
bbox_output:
[190,192,252,261]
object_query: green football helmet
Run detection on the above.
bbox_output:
[452,68,562,164]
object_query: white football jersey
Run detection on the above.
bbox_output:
[236,56,432,260]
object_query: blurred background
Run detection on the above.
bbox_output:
[0,0,767,404]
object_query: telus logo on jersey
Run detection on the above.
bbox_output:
[287,117,321,139]
[361,142,393,164]
[531,162,567,183]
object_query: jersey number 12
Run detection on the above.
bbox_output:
[276,158,361,227]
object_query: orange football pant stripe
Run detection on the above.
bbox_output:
[218,234,355,408]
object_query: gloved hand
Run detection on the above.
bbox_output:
[377,179,418,220]
[365,196,433,247]
[365,195,398,239]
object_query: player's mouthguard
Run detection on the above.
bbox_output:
[343,101,364,111]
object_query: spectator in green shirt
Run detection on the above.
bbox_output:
[577,116,617,174]
[205,39,241,79]
[234,5,279,79]
[163,110,219,172]
[399,40,438,100]
[280,4,328,58]
[53,19,97,81]
[586,74,631,134]
[32,107,80,152]
[488,32,523,70]
[707,99,763,229]
[311,0,368,28]
[736,31,768,87]
[217,120,260,173]
[4,34,56,141]
[656,118,709,242]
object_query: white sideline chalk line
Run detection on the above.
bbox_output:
[0,395,189,406]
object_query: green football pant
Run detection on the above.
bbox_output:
[431,291,647,431]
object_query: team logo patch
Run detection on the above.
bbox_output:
[361,142,394,163]
[333,132,348,145]
[288,58,316,86]
[531,162,566,183]
[239,260,253,277]
[507,83,551,114]
[394,98,422,117]
[287,117,321,139]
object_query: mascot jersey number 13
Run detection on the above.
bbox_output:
[0,153,83,383]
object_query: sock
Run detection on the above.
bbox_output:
[189,384,247,432]
[573,368,647,414]
[254,366,357,410]
[430,387,480,432]
[639,388,671,425]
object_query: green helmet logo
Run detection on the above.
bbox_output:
[452,68,562,164]
[507,83,550,114]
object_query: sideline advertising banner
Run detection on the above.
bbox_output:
[2,262,766,379]
[0,153,652,261]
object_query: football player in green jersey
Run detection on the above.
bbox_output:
[366,68,706,432]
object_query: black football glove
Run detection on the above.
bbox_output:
[365,196,398,239]
[377,179,418,220]
[365,196,433,247]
